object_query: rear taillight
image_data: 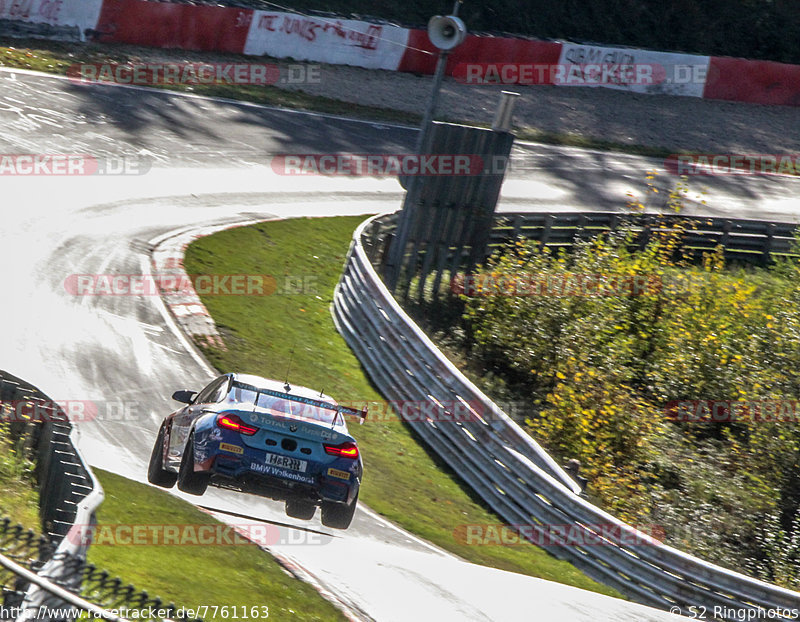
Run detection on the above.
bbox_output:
[217,413,257,435]
[324,441,359,459]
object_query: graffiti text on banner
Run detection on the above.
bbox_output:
[556,43,710,97]
[243,10,410,70]
[0,0,104,34]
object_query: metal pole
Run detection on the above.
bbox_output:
[383,0,463,291]
[417,51,449,154]
[491,91,520,132]
[416,0,460,154]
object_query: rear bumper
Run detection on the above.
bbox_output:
[192,423,360,505]
[209,454,357,505]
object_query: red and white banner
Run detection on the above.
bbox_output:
[8,0,800,108]
[0,0,104,38]
[556,43,710,97]
[243,12,410,71]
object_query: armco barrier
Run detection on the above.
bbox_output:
[332,213,800,620]
[0,372,102,551]
[0,370,104,617]
[0,371,204,621]
[486,212,799,266]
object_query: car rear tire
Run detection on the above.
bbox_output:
[321,493,358,529]
[177,432,209,496]
[147,423,177,488]
[285,498,316,520]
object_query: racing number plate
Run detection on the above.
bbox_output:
[265,452,307,473]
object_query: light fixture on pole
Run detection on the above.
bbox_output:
[417,11,467,154]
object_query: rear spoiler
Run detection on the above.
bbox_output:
[236,384,368,424]
[337,403,368,425]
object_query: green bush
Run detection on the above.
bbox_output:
[0,423,39,530]
[458,207,800,587]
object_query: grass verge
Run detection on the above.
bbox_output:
[0,38,676,158]
[181,215,621,597]
[0,427,39,531]
[88,469,345,622]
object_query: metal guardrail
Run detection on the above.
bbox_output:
[487,212,799,265]
[0,370,109,620]
[373,210,800,303]
[0,371,105,614]
[0,371,203,622]
[332,213,800,621]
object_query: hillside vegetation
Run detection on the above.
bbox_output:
[438,192,800,588]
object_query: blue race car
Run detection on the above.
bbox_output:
[147,372,366,529]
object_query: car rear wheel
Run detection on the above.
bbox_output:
[147,423,177,488]
[177,432,209,496]
[321,493,358,529]
[285,498,316,520]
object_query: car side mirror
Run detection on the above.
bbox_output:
[172,390,197,404]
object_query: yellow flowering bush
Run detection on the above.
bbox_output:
[460,212,800,587]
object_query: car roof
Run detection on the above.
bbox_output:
[230,373,337,405]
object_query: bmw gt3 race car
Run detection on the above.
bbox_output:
[147,372,366,529]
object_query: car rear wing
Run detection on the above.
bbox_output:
[336,403,368,425]
[235,383,368,424]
